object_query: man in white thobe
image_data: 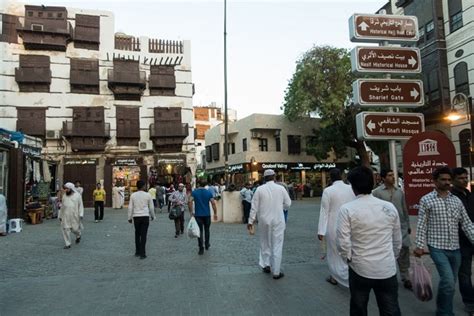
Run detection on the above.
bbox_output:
[248,169,291,280]
[318,168,355,287]
[59,182,84,249]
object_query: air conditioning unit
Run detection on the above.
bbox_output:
[45,130,61,140]
[139,141,153,152]
[31,24,44,31]
[251,131,261,139]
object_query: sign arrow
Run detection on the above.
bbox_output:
[358,21,369,31]
[367,120,376,132]
[410,88,420,99]
[408,56,417,67]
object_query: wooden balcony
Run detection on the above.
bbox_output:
[149,123,188,138]
[62,121,110,138]
[15,67,51,84]
[69,137,108,152]
[107,70,146,86]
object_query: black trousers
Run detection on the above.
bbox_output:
[195,216,211,250]
[174,212,185,235]
[94,201,104,220]
[133,216,150,256]
[242,200,251,223]
[349,268,400,316]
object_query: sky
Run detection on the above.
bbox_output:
[12,0,388,119]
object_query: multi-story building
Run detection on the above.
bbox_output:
[0,3,195,212]
[193,103,236,170]
[387,0,473,173]
[204,114,354,196]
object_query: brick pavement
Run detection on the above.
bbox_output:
[0,198,467,315]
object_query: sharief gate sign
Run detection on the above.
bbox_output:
[403,131,456,215]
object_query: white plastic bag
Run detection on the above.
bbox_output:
[187,216,200,238]
[410,257,433,302]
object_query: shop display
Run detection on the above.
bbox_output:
[113,166,140,204]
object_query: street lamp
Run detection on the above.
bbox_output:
[446,93,474,182]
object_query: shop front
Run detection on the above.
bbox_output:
[63,158,97,208]
[152,155,191,188]
[104,157,147,207]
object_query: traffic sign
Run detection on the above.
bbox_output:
[351,46,421,74]
[352,79,424,107]
[349,14,419,43]
[356,112,424,140]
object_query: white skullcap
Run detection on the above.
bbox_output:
[64,182,77,192]
[263,169,275,177]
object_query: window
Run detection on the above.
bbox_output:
[275,136,281,152]
[288,135,301,154]
[17,108,46,137]
[116,106,140,146]
[57,12,63,18]
[454,62,470,96]
[449,0,463,33]
[426,20,434,41]
[70,58,100,94]
[228,143,235,155]
[27,11,33,17]
[149,65,176,96]
[428,69,440,101]
[205,146,212,162]
[450,12,463,33]
[418,27,425,45]
[459,129,472,167]
[38,12,43,17]
[0,13,19,43]
[211,143,220,160]
[259,138,268,152]
[242,138,247,152]
[47,12,53,18]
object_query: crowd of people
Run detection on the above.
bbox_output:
[5,164,474,315]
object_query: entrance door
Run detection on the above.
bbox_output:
[63,164,96,207]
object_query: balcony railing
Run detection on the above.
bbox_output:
[149,123,189,138]
[108,69,146,86]
[15,68,51,83]
[149,39,183,54]
[114,36,140,51]
[62,121,110,138]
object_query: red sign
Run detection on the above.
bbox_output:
[349,14,419,43]
[356,112,424,140]
[353,79,424,107]
[351,46,421,74]
[403,131,456,215]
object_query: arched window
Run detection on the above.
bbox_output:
[454,62,470,96]
[459,129,472,167]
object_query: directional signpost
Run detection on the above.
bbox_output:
[351,46,421,74]
[349,11,424,190]
[353,79,424,107]
[356,112,424,140]
[349,14,419,43]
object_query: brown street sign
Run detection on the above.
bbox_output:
[352,79,424,108]
[351,46,421,74]
[349,14,419,43]
[356,112,424,140]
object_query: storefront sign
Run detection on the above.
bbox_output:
[261,163,289,170]
[21,144,42,157]
[229,164,244,172]
[64,158,98,165]
[312,163,336,170]
[113,159,139,166]
[156,156,186,164]
[403,131,456,215]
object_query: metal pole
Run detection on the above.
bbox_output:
[469,96,473,185]
[224,0,229,187]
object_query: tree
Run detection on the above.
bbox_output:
[282,45,371,166]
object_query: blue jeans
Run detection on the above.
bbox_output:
[429,246,461,316]
[459,244,474,311]
[283,210,288,223]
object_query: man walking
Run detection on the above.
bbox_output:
[74,181,83,195]
[93,183,106,223]
[451,167,474,314]
[156,184,166,212]
[415,167,474,316]
[372,169,412,290]
[336,166,402,315]
[59,182,84,249]
[240,182,253,224]
[318,168,355,287]
[188,179,218,255]
[128,180,155,259]
[247,169,291,280]
[170,183,187,238]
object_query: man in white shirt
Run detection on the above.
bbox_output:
[318,168,355,287]
[337,166,402,316]
[247,169,291,280]
[128,180,155,259]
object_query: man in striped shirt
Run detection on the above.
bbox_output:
[415,166,474,316]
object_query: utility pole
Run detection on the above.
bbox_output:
[223,0,229,187]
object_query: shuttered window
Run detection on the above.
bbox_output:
[454,62,470,97]
[116,106,140,144]
[74,14,100,50]
[70,58,99,94]
[16,55,51,92]
[17,107,46,137]
[0,13,19,43]
[149,65,176,96]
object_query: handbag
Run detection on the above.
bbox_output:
[168,206,183,220]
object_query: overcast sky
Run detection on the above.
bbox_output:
[12,0,388,119]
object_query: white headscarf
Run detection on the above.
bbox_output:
[64,182,77,193]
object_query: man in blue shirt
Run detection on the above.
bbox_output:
[188,179,218,255]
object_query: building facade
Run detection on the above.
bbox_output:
[204,114,354,196]
[0,2,195,210]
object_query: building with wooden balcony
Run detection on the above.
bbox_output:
[0,3,195,211]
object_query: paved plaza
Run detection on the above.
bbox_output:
[0,198,468,315]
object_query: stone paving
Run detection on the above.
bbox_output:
[0,198,468,315]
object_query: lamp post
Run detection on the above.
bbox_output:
[446,93,473,182]
[223,0,229,187]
